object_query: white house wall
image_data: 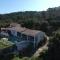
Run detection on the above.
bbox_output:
[36,32,45,46]
[11,30,17,36]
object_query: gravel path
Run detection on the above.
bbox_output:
[33,36,49,57]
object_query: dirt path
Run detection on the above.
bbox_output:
[33,36,49,57]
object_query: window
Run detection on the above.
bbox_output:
[17,32,21,37]
[28,36,34,42]
[35,36,38,42]
[22,34,27,40]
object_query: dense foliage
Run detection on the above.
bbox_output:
[47,32,60,60]
[38,32,60,60]
[0,6,60,34]
[0,6,60,60]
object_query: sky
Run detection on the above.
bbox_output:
[0,0,60,14]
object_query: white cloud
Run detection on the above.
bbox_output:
[47,0,60,7]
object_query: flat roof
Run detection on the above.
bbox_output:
[1,27,41,36]
[15,27,26,32]
[1,26,26,32]
[22,29,40,36]
[1,23,44,36]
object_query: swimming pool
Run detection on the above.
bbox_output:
[8,35,22,43]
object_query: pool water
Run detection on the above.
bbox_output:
[8,35,22,43]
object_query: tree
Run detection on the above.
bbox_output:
[21,20,34,29]
[46,32,60,60]
[40,22,49,32]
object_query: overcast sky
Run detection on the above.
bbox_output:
[0,0,60,14]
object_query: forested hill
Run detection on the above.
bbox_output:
[0,6,60,34]
[0,6,60,23]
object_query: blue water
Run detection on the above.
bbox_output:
[8,35,22,43]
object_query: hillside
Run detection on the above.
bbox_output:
[0,6,60,60]
[0,6,60,23]
[0,6,60,36]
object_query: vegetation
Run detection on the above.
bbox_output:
[0,38,14,49]
[47,32,60,60]
[0,6,60,60]
[0,6,60,35]
[37,32,60,60]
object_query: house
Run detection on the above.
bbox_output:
[21,29,46,48]
[14,28,46,56]
[1,23,46,50]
